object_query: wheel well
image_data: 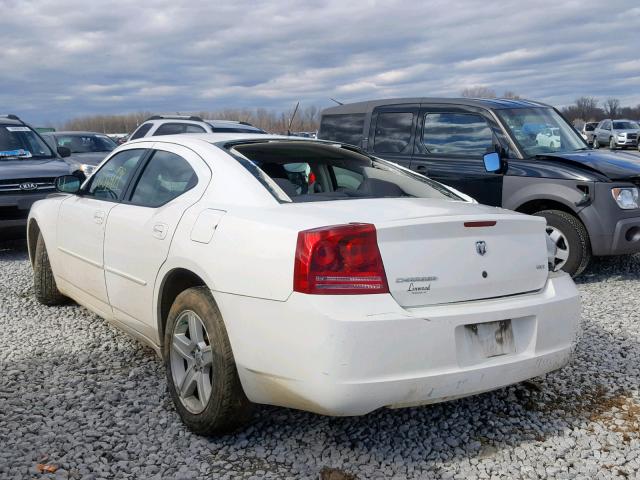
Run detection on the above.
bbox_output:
[27,219,40,266]
[515,199,576,217]
[158,268,207,345]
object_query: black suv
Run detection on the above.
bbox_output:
[0,115,71,237]
[318,98,640,276]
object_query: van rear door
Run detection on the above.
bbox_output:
[368,104,419,169]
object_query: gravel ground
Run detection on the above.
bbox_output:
[1,239,639,479]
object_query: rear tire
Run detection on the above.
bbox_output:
[534,210,591,277]
[33,233,68,305]
[164,287,252,435]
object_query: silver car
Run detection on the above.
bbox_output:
[593,119,640,150]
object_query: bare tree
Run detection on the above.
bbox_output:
[502,91,521,100]
[573,97,600,122]
[604,98,621,118]
[461,86,496,99]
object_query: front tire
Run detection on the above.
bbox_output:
[33,232,68,305]
[164,287,252,435]
[609,137,617,150]
[534,210,591,277]
[593,138,599,149]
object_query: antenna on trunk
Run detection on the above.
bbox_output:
[287,101,300,136]
[329,98,344,105]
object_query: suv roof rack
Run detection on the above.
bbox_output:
[146,114,204,122]
[0,114,21,121]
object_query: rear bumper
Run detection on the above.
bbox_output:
[215,273,581,416]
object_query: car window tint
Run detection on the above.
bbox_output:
[422,113,494,156]
[154,123,194,136]
[130,123,153,140]
[373,112,414,153]
[318,114,365,146]
[129,150,197,207]
[184,124,206,133]
[87,149,146,200]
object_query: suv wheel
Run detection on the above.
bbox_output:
[609,137,617,150]
[34,232,68,305]
[164,287,252,435]
[534,210,591,277]
[593,138,599,149]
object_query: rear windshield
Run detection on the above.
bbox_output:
[318,114,365,146]
[227,141,462,203]
[584,123,596,131]
[51,133,117,153]
[0,125,55,160]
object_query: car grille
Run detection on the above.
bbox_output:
[627,133,637,140]
[0,177,56,195]
[0,206,29,220]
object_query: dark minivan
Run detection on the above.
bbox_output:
[318,98,640,276]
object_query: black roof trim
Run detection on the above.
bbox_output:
[146,115,204,122]
[321,97,550,115]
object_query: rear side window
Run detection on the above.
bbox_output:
[318,114,365,146]
[373,112,414,153]
[130,123,153,140]
[422,113,494,156]
[129,150,197,207]
[87,149,146,200]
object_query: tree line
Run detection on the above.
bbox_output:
[61,105,322,135]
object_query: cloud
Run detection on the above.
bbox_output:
[0,0,638,125]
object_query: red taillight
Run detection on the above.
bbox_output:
[293,223,389,295]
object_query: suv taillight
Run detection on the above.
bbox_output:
[293,223,389,294]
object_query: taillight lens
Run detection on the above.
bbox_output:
[294,223,389,294]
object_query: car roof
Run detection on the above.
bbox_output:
[126,133,332,149]
[0,116,26,126]
[322,97,550,115]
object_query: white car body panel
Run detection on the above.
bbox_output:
[27,134,582,416]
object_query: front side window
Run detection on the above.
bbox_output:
[497,107,587,157]
[154,123,205,136]
[422,113,494,156]
[87,149,145,200]
[54,134,117,153]
[373,112,414,153]
[130,123,153,140]
[318,114,365,146]
[229,141,462,203]
[129,150,197,207]
[0,125,55,159]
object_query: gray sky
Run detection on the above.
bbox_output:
[1,0,639,124]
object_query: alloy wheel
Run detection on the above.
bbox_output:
[546,226,570,271]
[170,310,214,414]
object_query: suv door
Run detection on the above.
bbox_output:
[56,148,149,315]
[411,106,503,206]
[102,143,211,342]
[368,105,418,168]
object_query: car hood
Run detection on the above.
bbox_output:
[0,158,71,179]
[539,150,640,181]
[67,151,110,166]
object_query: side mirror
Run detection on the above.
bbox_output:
[55,175,82,194]
[483,152,502,173]
[57,146,71,158]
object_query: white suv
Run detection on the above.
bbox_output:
[128,115,266,141]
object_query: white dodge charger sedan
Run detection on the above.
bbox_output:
[27,134,581,435]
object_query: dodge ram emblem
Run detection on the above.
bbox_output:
[19,182,38,191]
[475,240,487,256]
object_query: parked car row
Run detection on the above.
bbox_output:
[318,98,640,277]
[592,119,640,150]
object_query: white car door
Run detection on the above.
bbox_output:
[103,143,211,342]
[56,148,148,316]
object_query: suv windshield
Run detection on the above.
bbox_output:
[226,141,462,203]
[613,121,639,130]
[0,125,55,160]
[497,107,586,157]
[52,134,117,153]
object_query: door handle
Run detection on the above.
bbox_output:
[152,223,168,240]
[93,211,105,224]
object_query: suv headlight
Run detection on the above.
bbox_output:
[612,187,639,209]
[546,234,558,272]
[80,164,96,176]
